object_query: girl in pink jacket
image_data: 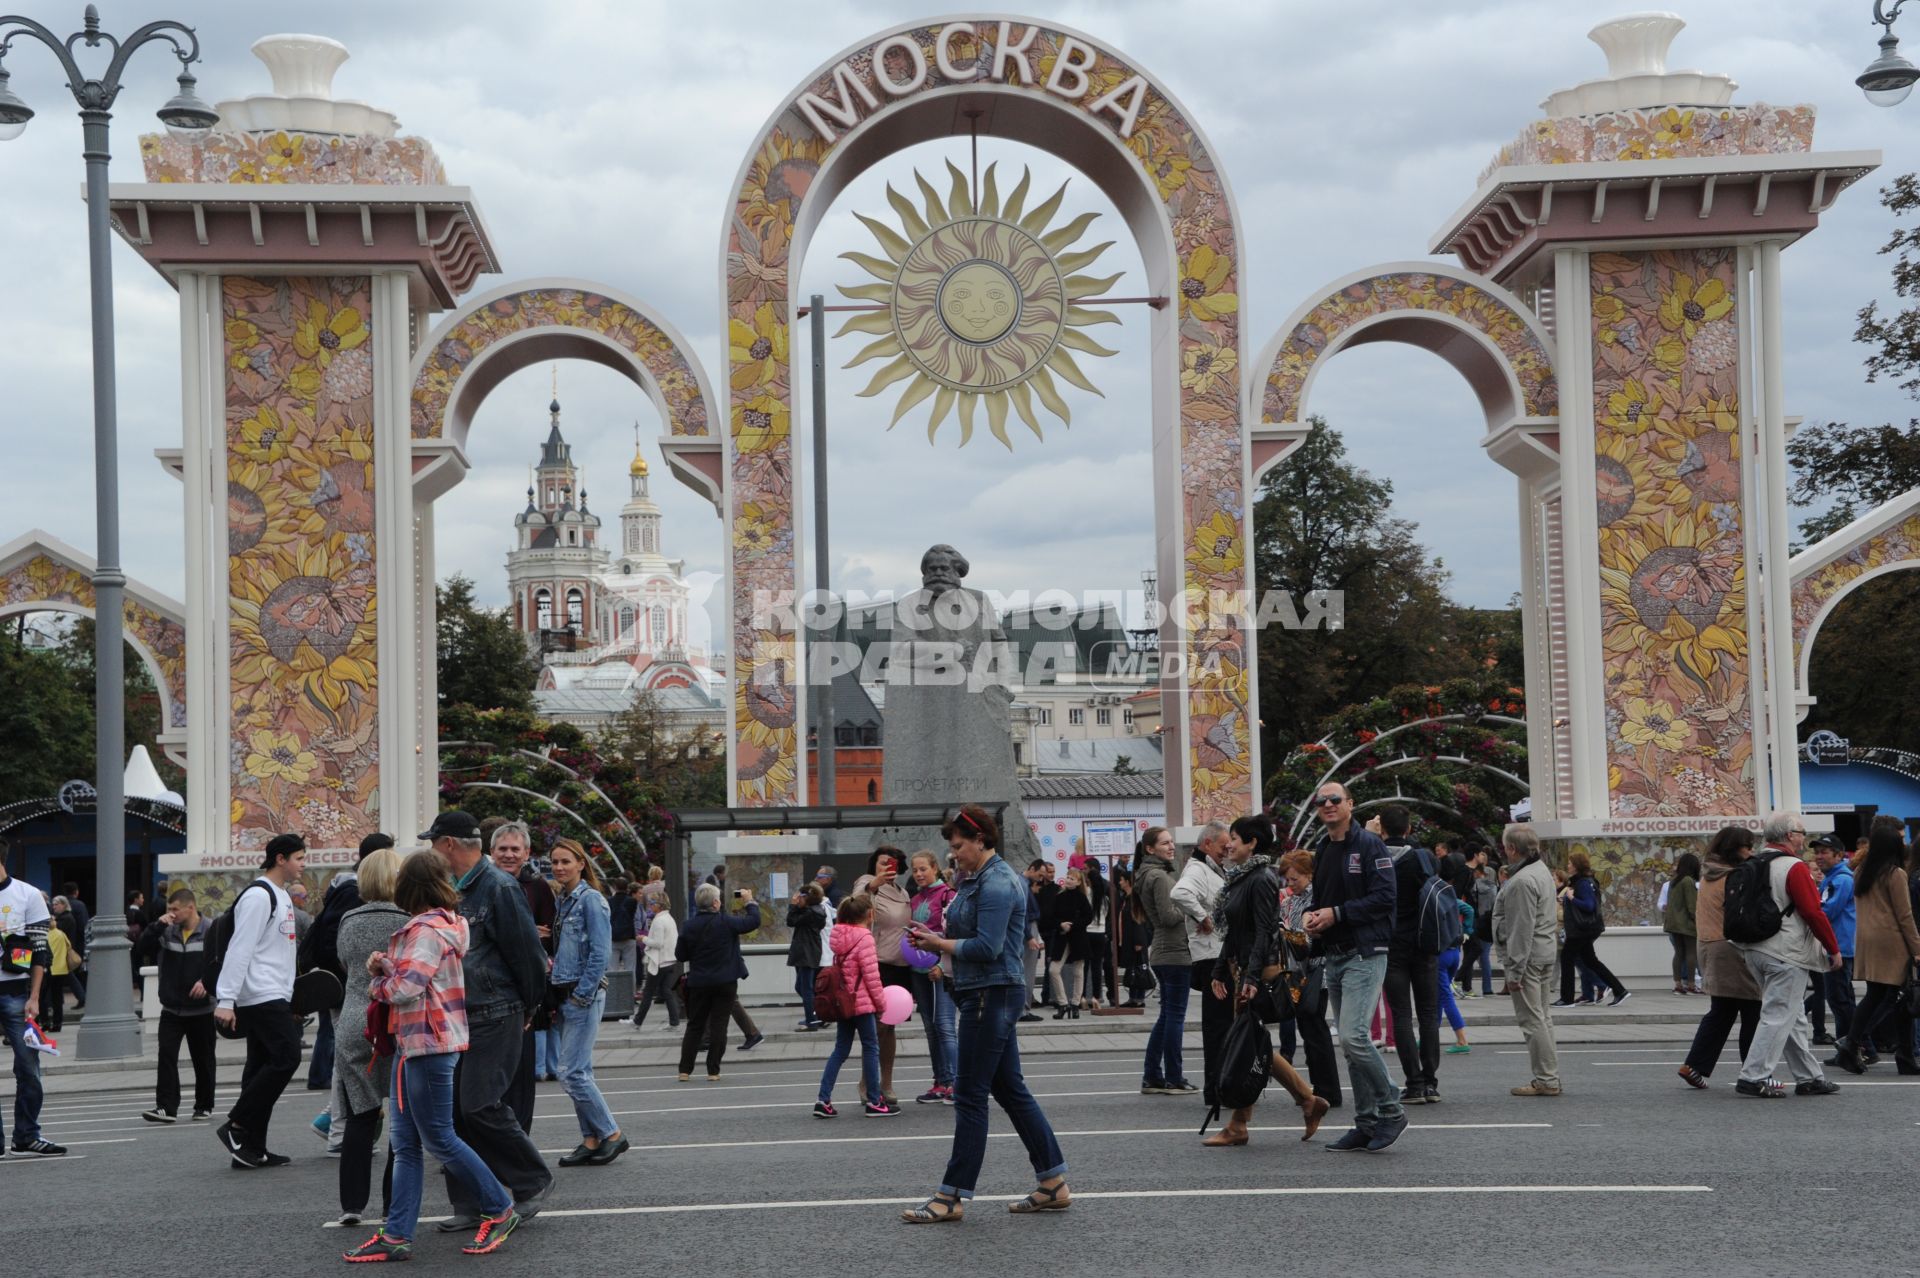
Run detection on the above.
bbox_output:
[814,894,897,1117]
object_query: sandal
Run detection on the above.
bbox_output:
[1008,1181,1071,1214]
[901,1192,963,1224]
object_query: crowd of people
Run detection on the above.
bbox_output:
[2,793,1917,1247]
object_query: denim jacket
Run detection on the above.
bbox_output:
[454,857,548,1019]
[549,882,611,1002]
[945,854,1028,991]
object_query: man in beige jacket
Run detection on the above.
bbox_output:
[1491,826,1561,1096]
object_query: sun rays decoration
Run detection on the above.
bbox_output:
[838,161,1121,449]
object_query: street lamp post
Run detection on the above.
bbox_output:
[0,5,217,1060]
[1859,1,1920,106]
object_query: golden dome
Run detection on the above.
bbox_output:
[629,449,649,477]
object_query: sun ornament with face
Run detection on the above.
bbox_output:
[838,161,1121,449]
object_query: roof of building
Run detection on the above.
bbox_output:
[533,680,721,719]
[1018,773,1165,800]
[1029,736,1164,776]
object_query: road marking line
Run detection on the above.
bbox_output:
[563,1087,1165,1120]
[502,1183,1712,1220]
[60,1139,137,1147]
[535,1121,1551,1155]
[581,1068,1149,1099]
[0,1155,85,1165]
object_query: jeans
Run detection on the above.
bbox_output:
[156,1009,216,1116]
[1668,934,1699,988]
[1085,934,1109,1005]
[1293,986,1342,1106]
[308,1009,335,1090]
[229,999,300,1152]
[554,991,618,1140]
[1143,964,1191,1085]
[389,1052,510,1243]
[1559,936,1625,1001]
[793,966,818,1025]
[1436,947,1465,1033]
[37,974,65,1030]
[610,939,636,973]
[1384,951,1441,1089]
[339,1102,393,1217]
[446,1010,552,1215]
[0,989,43,1144]
[1022,941,1041,1006]
[912,970,957,1088]
[1684,996,1760,1076]
[1459,937,1496,993]
[819,1011,881,1105]
[636,963,683,1027]
[680,981,737,1076]
[1327,951,1402,1129]
[533,1027,552,1076]
[939,984,1067,1199]
[1738,950,1827,1085]
[1806,957,1855,1040]
[1507,957,1561,1089]
[1192,958,1231,1107]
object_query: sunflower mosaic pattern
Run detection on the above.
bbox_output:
[1478,104,1815,182]
[1790,514,1920,675]
[410,289,713,441]
[1261,271,1558,426]
[1589,249,1753,818]
[0,554,188,735]
[224,276,379,855]
[730,22,1252,817]
[139,130,446,186]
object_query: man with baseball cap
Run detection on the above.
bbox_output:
[1805,834,1856,1047]
[422,811,553,1227]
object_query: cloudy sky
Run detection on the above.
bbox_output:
[1,0,1914,646]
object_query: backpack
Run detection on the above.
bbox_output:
[1202,1007,1272,1134]
[1723,851,1788,944]
[1415,854,1464,954]
[201,879,271,993]
[812,963,855,1023]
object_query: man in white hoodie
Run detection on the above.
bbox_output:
[1172,822,1229,1108]
[213,833,305,1168]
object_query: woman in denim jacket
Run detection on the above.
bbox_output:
[548,839,626,1168]
[900,804,1070,1224]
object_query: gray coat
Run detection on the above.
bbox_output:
[332,901,407,1116]
[1492,858,1557,969]
[1136,855,1191,968]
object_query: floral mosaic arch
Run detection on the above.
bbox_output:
[409,278,723,510]
[1789,491,1920,698]
[723,17,1256,821]
[0,531,188,762]
[1257,262,1559,469]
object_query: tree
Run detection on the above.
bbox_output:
[437,574,539,714]
[51,616,185,794]
[1801,572,1920,757]
[0,633,96,804]
[1787,173,1920,544]
[1251,418,1504,763]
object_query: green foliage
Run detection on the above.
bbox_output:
[437,574,539,714]
[0,628,97,804]
[1251,418,1525,766]
[1801,571,1920,756]
[1788,173,1920,545]
[1268,675,1528,849]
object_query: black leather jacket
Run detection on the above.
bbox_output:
[1212,861,1280,986]
[455,857,547,1019]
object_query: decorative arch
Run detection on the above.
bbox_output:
[1255,263,1559,479]
[724,17,1255,821]
[1790,493,1920,705]
[409,278,724,511]
[0,530,188,765]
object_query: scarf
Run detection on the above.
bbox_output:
[1211,853,1273,935]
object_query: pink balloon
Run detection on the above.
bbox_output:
[899,935,940,971]
[880,983,916,1026]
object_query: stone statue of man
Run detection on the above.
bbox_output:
[878,544,1035,862]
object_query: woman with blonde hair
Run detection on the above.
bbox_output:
[332,846,406,1227]
[548,839,626,1166]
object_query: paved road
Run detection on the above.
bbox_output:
[4,1029,1912,1277]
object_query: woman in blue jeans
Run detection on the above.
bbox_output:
[900,804,1069,1224]
[548,839,627,1167]
[1133,826,1196,1092]
[908,850,958,1102]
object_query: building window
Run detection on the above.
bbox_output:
[643,525,656,554]
[1068,708,1084,726]
[620,607,634,639]
[1013,743,1022,764]
[835,725,854,746]
[1036,707,1052,725]
[651,605,667,649]
[1096,707,1112,726]
[858,725,877,746]
[625,522,639,553]
[1123,707,1135,727]
[566,588,584,630]
[535,589,552,630]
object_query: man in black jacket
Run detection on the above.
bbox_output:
[1378,805,1443,1105]
[427,811,552,1229]
[135,888,216,1123]
[1304,783,1406,1152]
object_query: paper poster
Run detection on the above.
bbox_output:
[770,872,790,902]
